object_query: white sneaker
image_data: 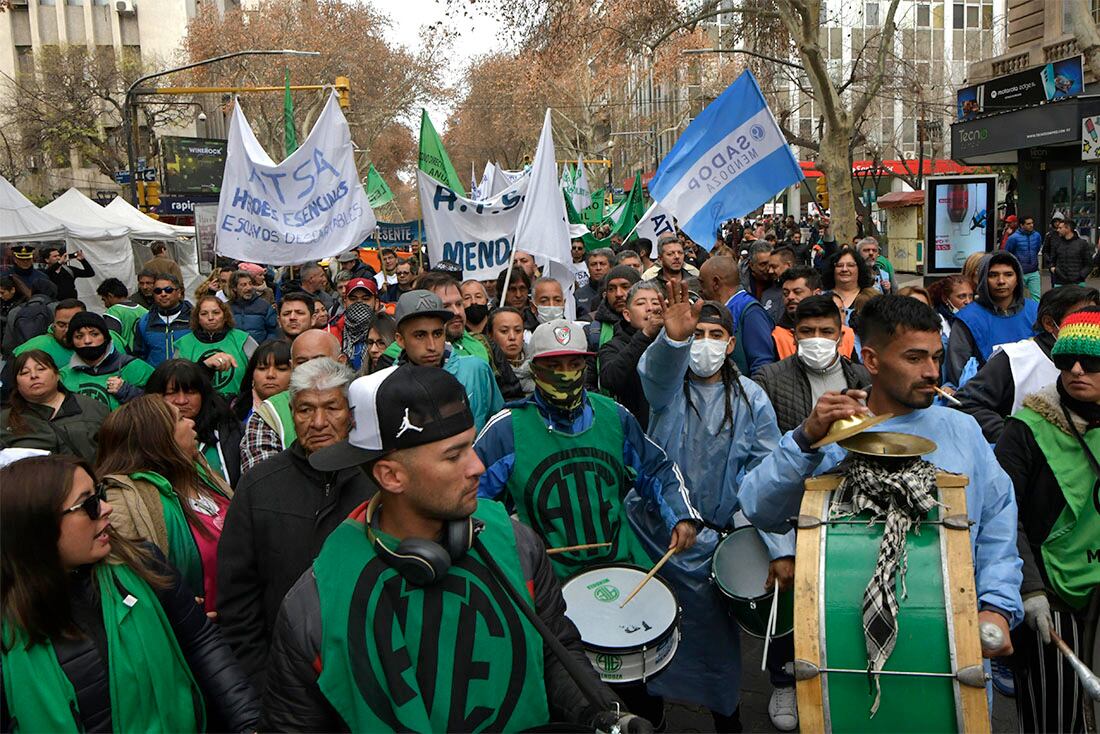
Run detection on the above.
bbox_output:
[768,685,799,732]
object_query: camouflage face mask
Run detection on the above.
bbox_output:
[530,362,585,411]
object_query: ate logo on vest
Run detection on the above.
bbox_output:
[76,381,111,406]
[521,447,624,565]
[347,556,531,731]
[199,349,234,390]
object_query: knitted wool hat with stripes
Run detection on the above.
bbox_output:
[1052,306,1100,358]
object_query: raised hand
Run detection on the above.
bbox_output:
[662,280,703,342]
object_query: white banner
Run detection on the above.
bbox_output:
[635,201,677,256]
[419,170,527,281]
[215,93,376,265]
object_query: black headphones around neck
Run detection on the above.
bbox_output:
[364,495,478,586]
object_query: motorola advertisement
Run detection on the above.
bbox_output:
[925,175,997,274]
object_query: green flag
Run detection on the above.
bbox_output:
[564,190,611,251]
[283,69,297,157]
[365,164,394,209]
[418,109,465,195]
[610,173,646,239]
[581,187,605,227]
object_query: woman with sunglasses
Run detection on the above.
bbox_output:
[96,397,233,618]
[1,350,109,462]
[994,306,1100,733]
[0,455,258,732]
[173,295,258,399]
[146,360,245,487]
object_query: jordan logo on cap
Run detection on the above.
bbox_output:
[395,407,424,439]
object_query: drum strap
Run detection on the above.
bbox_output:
[835,456,942,716]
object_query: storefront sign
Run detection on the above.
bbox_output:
[155,193,220,216]
[956,56,1084,120]
[1083,115,1100,161]
[924,175,996,274]
[952,103,1084,160]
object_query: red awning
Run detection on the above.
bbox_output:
[876,191,925,209]
[800,159,977,179]
[622,171,656,190]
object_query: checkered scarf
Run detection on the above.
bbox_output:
[833,456,941,716]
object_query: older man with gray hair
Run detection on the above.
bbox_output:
[857,236,895,293]
[218,356,376,691]
[299,263,335,315]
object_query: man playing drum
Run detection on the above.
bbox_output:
[739,295,1022,656]
[260,365,653,732]
[475,318,702,725]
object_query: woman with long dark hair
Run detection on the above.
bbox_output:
[96,397,232,616]
[231,340,292,424]
[927,274,975,343]
[173,295,257,398]
[1,350,108,462]
[0,455,257,731]
[145,359,244,487]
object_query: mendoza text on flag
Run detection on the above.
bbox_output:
[649,69,803,248]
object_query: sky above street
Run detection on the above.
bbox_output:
[382,0,504,130]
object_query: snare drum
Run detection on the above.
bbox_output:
[711,526,794,638]
[561,565,681,683]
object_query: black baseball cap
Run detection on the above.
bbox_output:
[308,364,475,471]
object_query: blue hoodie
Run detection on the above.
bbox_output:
[1005,228,1042,273]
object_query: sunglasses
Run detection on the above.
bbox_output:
[61,482,108,520]
[153,286,177,295]
[1053,354,1100,373]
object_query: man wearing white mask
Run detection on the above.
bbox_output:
[636,281,798,731]
[531,277,566,324]
[752,295,870,433]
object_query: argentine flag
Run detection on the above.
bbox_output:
[649,70,803,249]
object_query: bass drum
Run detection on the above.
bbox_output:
[561,565,680,683]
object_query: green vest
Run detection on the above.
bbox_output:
[453,331,490,363]
[314,500,550,732]
[1,562,204,733]
[255,390,296,449]
[106,303,149,351]
[13,329,72,370]
[382,339,402,361]
[593,321,616,393]
[60,356,155,410]
[174,330,250,396]
[1016,407,1100,609]
[506,393,650,579]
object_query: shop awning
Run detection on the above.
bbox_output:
[622,171,656,191]
[877,191,925,209]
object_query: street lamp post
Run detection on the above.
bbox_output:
[123,49,319,206]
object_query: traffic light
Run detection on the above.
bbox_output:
[815,176,829,210]
[335,76,350,110]
[135,180,146,208]
[145,181,161,208]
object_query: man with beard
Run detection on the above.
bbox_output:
[642,235,700,287]
[738,295,1022,662]
[133,273,192,367]
[375,273,490,369]
[299,264,334,316]
[277,292,316,343]
[583,264,641,391]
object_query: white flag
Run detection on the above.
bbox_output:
[634,201,678,257]
[215,93,376,264]
[572,156,592,211]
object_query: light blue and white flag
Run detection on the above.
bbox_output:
[649,69,802,250]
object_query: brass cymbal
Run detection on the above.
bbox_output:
[838,430,938,458]
[810,412,894,449]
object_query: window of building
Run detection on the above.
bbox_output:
[916,4,930,27]
[39,0,56,5]
[66,0,84,5]
[953,3,964,28]
[865,2,879,26]
[966,5,979,27]
[1063,0,1100,30]
[15,46,33,76]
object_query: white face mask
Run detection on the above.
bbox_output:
[536,305,565,324]
[689,338,729,377]
[797,336,840,371]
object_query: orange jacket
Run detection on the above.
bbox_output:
[772,325,857,361]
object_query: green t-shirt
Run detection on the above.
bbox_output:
[105,303,149,351]
[174,329,252,397]
[60,357,155,410]
[13,330,72,370]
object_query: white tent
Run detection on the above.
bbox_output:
[0,175,69,242]
[41,188,138,306]
[103,197,202,296]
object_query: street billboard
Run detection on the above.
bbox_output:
[924,175,997,274]
[956,56,1084,121]
[160,137,227,195]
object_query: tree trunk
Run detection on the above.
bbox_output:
[1068,0,1100,78]
[819,121,858,246]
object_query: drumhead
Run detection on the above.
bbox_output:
[561,565,678,651]
[712,526,772,600]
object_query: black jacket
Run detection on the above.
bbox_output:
[46,259,95,301]
[1050,233,1094,284]
[598,320,656,430]
[0,390,109,462]
[0,548,258,733]
[259,519,622,731]
[993,385,1089,602]
[954,331,1056,443]
[752,354,871,433]
[584,298,625,391]
[216,441,377,691]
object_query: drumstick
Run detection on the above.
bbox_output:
[1049,629,1100,702]
[620,547,677,608]
[546,542,612,555]
[761,588,780,671]
[933,385,962,406]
